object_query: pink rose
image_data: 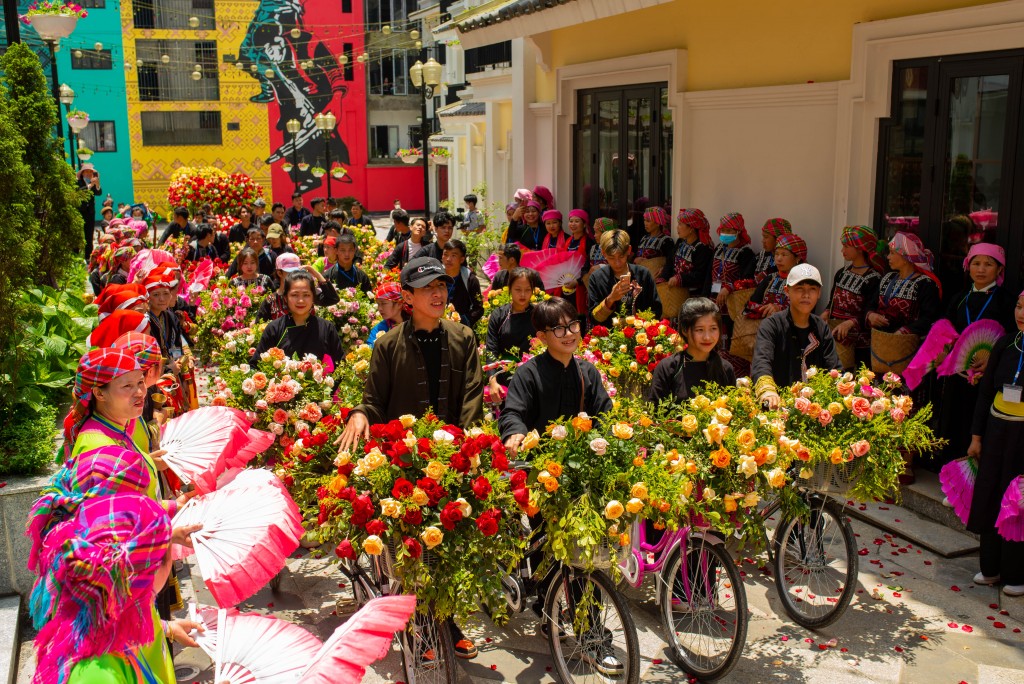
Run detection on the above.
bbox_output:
[870,400,886,415]
[273,408,289,424]
[850,440,870,458]
[817,410,833,427]
[829,369,841,379]
[836,381,855,397]
[255,399,269,410]
[890,408,906,423]
[794,397,812,414]
[850,397,871,420]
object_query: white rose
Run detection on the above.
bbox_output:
[239,363,250,373]
[433,429,455,442]
[589,437,609,455]
[551,425,568,441]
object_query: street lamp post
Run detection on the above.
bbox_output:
[409,56,442,217]
[58,83,78,169]
[314,112,337,200]
[285,118,301,192]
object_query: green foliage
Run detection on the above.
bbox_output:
[0,404,58,477]
[0,42,86,287]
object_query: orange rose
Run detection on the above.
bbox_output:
[711,447,732,469]
[571,414,593,432]
[829,448,844,465]
[545,461,563,478]
[619,532,631,547]
[363,535,384,555]
[544,477,560,493]
[626,497,645,514]
[751,446,770,466]
[604,500,625,520]
[723,495,738,513]
[630,482,649,500]
[420,526,444,549]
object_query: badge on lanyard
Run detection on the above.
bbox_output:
[1005,385,1023,403]
[711,281,722,294]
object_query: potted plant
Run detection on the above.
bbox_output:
[297,161,310,172]
[310,165,326,178]
[281,162,293,173]
[331,165,347,179]
[66,109,89,132]
[430,147,450,165]
[397,147,421,164]
[77,146,93,161]
[20,1,87,40]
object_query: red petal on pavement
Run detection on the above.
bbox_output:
[962,625,973,633]
[948,622,959,628]
[0,482,6,488]
[994,622,1006,629]
[987,616,995,620]
[652,659,663,665]
[804,638,814,644]
[999,610,1009,616]
[879,506,890,510]
[818,644,827,650]
[490,665,497,670]
[840,647,849,653]
[990,603,999,609]
[893,592,902,598]
[1014,628,1021,633]
[951,585,961,591]
[485,638,493,643]
[780,636,789,641]
[894,519,901,522]
[894,646,904,652]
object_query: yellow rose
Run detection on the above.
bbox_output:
[625,315,636,326]
[827,402,843,415]
[829,448,845,465]
[456,497,472,517]
[767,468,786,488]
[399,414,416,428]
[703,421,728,444]
[380,498,403,518]
[799,467,814,480]
[333,451,351,467]
[411,487,429,506]
[626,497,645,514]
[639,415,653,428]
[629,361,639,372]
[712,397,729,410]
[607,524,620,537]
[735,428,756,452]
[537,470,551,484]
[630,482,649,500]
[328,474,349,495]
[635,332,649,346]
[546,461,563,478]
[364,450,387,471]
[612,423,634,439]
[520,430,541,451]
[604,500,625,520]
[723,495,738,513]
[363,535,384,555]
[681,479,694,498]
[742,492,760,508]
[807,402,822,418]
[680,414,699,434]
[619,532,631,547]
[714,407,733,424]
[609,367,621,378]
[420,526,444,549]
[693,395,711,410]
[423,461,448,480]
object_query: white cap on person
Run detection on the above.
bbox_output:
[786,263,822,287]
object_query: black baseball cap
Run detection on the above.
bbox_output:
[401,257,453,289]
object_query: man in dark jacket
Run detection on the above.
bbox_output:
[752,263,842,408]
[298,198,326,236]
[160,207,196,245]
[77,164,102,256]
[441,240,484,330]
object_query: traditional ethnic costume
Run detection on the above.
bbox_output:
[825,225,884,365]
[753,218,792,284]
[706,213,756,298]
[744,233,806,319]
[867,232,943,337]
[636,207,675,282]
[671,209,714,296]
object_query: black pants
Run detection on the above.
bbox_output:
[980,531,1024,585]
[83,220,95,257]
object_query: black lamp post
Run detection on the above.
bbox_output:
[409,56,442,217]
[314,112,337,201]
[286,118,301,191]
[58,83,79,169]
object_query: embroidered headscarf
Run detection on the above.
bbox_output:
[26,446,153,576]
[841,225,886,272]
[374,281,403,302]
[112,332,163,372]
[762,218,792,240]
[962,242,1006,286]
[775,233,808,264]
[31,494,170,684]
[86,309,150,349]
[717,212,751,248]
[677,208,711,245]
[889,231,943,295]
[643,206,669,228]
[94,284,148,321]
[62,348,140,458]
[593,217,618,234]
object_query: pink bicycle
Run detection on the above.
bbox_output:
[618,521,747,680]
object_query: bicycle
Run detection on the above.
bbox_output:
[618,520,747,680]
[755,462,859,630]
[337,544,457,684]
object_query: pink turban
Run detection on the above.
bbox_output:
[962,242,1006,285]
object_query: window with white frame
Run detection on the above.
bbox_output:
[79,121,117,152]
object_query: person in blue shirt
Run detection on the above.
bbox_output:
[367,282,406,348]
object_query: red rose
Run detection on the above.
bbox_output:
[510,470,528,489]
[392,478,414,499]
[365,518,387,536]
[635,347,649,364]
[403,536,423,559]
[471,476,492,500]
[592,325,609,337]
[623,326,636,338]
[337,462,354,477]
[491,451,509,473]
[439,501,464,530]
[646,324,660,339]
[450,452,471,473]
[513,486,530,507]
[648,362,657,372]
[403,507,423,525]
[316,485,328,500]
[335,539,356,559]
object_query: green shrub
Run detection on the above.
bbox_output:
[0,404,57,477]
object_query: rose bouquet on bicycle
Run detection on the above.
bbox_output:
[582,313,682,399]
[313,412,527,622]
[779,366,942,502]
[189,281,267,360]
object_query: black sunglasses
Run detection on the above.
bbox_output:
[545,320,581,338]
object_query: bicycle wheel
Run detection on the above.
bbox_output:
[661,535,747,681]
[772,495,858,629]
[399,606,457,684]
[544,567,640,684]
[339,554,382,606]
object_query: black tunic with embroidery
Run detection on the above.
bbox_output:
[868,271,942,336]
[636,233,675,281]
[671,239,713,295]
[743,274,788,319]
[753,249,777,284]
[705,245,756,296]
[826,266,883,349]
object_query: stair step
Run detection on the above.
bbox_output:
[840,498,979,558]
[0,595,21,684]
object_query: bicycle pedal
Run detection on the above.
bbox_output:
[334,596,360,615]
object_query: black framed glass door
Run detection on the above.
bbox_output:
[877,50,1024,294]
[574,84,673,239]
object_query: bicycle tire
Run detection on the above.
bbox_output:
[544,567,640,684]
[661,536,747,681]
[339,555,382,606]
[772,496,858,629]
[399,606,457,684]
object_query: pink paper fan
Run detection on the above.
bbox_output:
[939,457,978,525]
[127,248,176,283]
[207,608,323,683]
[483,253,501,279]
[522,249,586,290]
[995,476,1024,542]
[936,319,1005,383]
[160,407,252,493]
[229,428,275,469]
[904,318,958,390]
[299,595,416,683]
[186,258,215,294]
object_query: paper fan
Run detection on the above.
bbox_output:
[128,248,176,283]
[936,319,1005,383]
[995,476,1024,542]
[939,457,978,525]
[186,258,215,294]
[160,406,252,493]
[903,319,958,390]
[230,428,276,469]
[299,595,416,683]
[172,473,305,606]
[213,608,323,683]
[524,250,585,290]
[483,253,501,279]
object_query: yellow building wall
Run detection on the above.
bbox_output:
[121,0,271,214]
[538,0,1005,101]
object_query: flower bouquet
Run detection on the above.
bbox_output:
[321,287,380,354]
[189,282,268,361]
[582,313,682,399]
[167,166,265,215]
[314,413,526,621]
[778,366,942,502]
[474,285,551,339]
[333,343,373,407]
[209,323,266,371]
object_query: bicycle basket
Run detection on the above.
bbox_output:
[382,536,440,582]
[566,538,613,571]
[798,460,856,495]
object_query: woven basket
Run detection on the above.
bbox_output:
[634,256,665,278]
[726,288,758,361]
[658,284,688,321]
[829,320,856,371]
[382,537,439,582]
[797,460,856,496]
[870,329,920,375]
[566,538,612,571]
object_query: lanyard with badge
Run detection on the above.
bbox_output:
[1004,332,1024,403]
[963,289,996,326]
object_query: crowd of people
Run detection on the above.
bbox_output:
[43,184,1024,680]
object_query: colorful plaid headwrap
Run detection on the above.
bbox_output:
[762,218,792,239]
[963,242,1006,286]
[26,446,152,576]
[644,206,669,227]
[95,284,148,321]
[677,208,711,245]
[87,309,149,349]
[593,217,618,234]
[775,233,807,264]
[112,332,162,372]
[840,225,886,272]
[375,281,403,302]
[31,494,170,684]
[62,348,140,459]
[717,212,751,247]
[111,246,135,265]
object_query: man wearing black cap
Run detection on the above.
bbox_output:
[337,255,483,659]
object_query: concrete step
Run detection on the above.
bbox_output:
[0,595,21,684]
[900,468,980,539]
[840,498,979,558]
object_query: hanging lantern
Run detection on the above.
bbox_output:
[191,71,202,81]
[194,64,202,71]
[188,16,200,28]
[290,27,301,39]
[264,68,274,78]
[338,54,348,65]
[382,25,392,35]
[235,62,243,70]
[136,59,143,67]
[410,30,420,40]
[73,49,82,58]
[415,40,422,49]
[94,42,103,51]
[161,54,170,64]
[250,64,258,72]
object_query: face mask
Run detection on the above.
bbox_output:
[719,234,737,246]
